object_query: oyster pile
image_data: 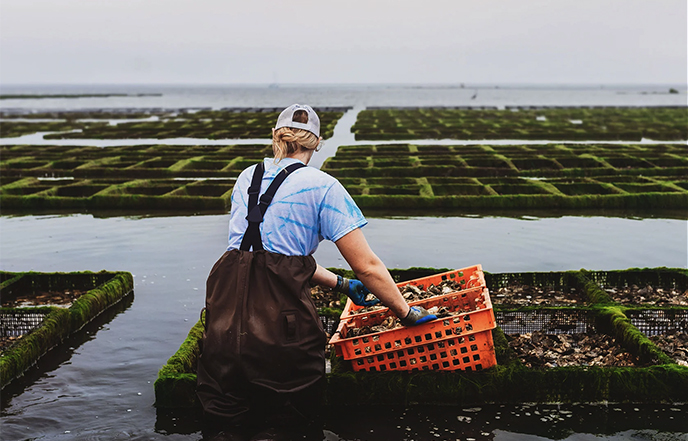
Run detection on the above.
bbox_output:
[400,279,463,302]
[650,331,688,366]
[1,289,85,308]
[352,279,464,315]
[0,335,22,352]
[604,285,688,305]
[345,305,454,337]
[343,280,485,337]
[492,285,584,307]
[508,332,639,368]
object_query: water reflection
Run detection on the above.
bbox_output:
[360,208,688,221]
[154,403,688,440]
[324,403,688,441]
[0,292,134,409]
[0,213,686,439]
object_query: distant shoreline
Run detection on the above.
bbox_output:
[0,93,163,100]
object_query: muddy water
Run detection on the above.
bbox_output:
[0,212,686,440]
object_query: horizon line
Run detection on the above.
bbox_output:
[0,82,685,88]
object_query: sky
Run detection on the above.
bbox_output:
[0,0,686,85]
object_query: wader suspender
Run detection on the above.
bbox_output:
[239,162,306,251]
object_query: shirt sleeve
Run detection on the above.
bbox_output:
[318,180,368,243]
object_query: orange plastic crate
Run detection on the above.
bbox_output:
[341,265,486,319]
[330,284,497,372]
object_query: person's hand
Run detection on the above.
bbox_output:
[348,279,381,307]
[335,275,380,307]
[400,306,437,326]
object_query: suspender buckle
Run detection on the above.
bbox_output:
[259,193,273,206]
[246,205,264,223]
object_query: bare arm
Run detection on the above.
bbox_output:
[311,264,338,288]
[333,228,410,319]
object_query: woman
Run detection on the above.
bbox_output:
[197,104,435,440]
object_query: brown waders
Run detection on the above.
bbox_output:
[197,162,327,437]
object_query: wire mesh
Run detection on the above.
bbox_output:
[496,309,595,335]
[584,270,688,292]
[485,272,579,292]
[0,311,47,337]
[626,309,688,336]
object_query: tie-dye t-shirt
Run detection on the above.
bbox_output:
[227,157,367,256]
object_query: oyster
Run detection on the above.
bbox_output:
[492,284,583,307]
[650,331,688,365]
[606,285,688,306]
[508,331,640,368]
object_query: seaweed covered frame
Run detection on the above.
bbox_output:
[154,266,688,408]
[0,271,134,388]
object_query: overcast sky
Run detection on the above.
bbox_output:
[0,0,685,85]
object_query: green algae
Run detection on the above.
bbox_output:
[0,121,107,138]
[0,307,71,388]
[154,322,688,407]
[154,317,205,408]
[3,142,686,213]
[154,267,688,408]
[68,272,134,331]
[1,178,233,213]
[320,142,688,211]
[596,306,674,365]
[0,271,134,388]
[158,317,204,379]
[352,107,688,141]
[348,192,688,211]
[582,267,688,290]
[39,110,345,140]
[0,145,265,180]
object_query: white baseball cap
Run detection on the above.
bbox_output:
[274,104,320,138]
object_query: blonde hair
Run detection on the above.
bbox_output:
[272,127,321,162]
[272,109,321,162]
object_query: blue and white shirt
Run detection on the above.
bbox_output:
[227,157,367,256]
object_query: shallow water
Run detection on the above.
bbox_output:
[1,84,687,439]
[0,212,686,440]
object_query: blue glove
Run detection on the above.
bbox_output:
[400,306,437,326]
[335,275,381,307]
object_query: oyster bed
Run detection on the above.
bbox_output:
[0,335,22,351]
[650,331,688,366]
[1,289,85,308]
[492,285,585,307]
[604,285,688,305]
[352,108,688,141]
[508,331,639,368]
